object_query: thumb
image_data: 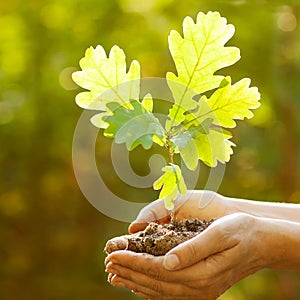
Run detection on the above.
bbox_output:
[128,199,170,234]
[163,221,236,270]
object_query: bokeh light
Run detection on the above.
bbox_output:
[277,6,297,32]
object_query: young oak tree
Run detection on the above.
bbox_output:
[72,11,260,210]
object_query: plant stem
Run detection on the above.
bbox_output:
[169,152,174,164]
[166,138,174,164]
[170,209,175,223]
[166,138,176,223]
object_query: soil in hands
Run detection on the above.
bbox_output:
[105,218,214,256]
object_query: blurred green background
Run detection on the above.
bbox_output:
[1,0,300,299]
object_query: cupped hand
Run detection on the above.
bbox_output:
[129,190,234,233]
[106,213,271,300]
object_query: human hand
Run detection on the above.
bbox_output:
[106,213,271,300]
[104,190,232,255]
[129,190,235,233]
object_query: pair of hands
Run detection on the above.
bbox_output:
[104,191,279,300]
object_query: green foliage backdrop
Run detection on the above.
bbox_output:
[0,0,299,299]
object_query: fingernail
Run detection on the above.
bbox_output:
[105,262,113,272]
[163,254,179,270]
[107,273,113,283]
[106,268,119,275]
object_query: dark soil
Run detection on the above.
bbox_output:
[105,218,214,256]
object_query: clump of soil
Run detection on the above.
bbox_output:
[105,218,214,256]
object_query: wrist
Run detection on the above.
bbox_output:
[257,218,300,270]
[221,195,247,215]
[223,196,270,218]
[223,195,300,223]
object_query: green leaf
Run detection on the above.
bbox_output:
[153,164,187,210]
[167,11,240,117]
[170,119,213,170]
[173,131,199,170]
[103,99,165,150]
[72,45,140,110]
[170,117,234,169]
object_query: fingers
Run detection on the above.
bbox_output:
[106,260,225,300]
[105,250,210,283]
[128,222,148,234]
[105,249,237,299]
[106,251,167,278]
[163,220,239,270]
[128,191,197,233]
[110,274,161,299]
[128,190,225,234]
[129,199,171,233]
[106,262,199,298]
[104,236,129,254]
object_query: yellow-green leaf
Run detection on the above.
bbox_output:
[141,93,153,112]
[206,77,261,128]
[153,164,187,210]
[167,11,240,113]
[72,45,140,110]
[194,127,235,167]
